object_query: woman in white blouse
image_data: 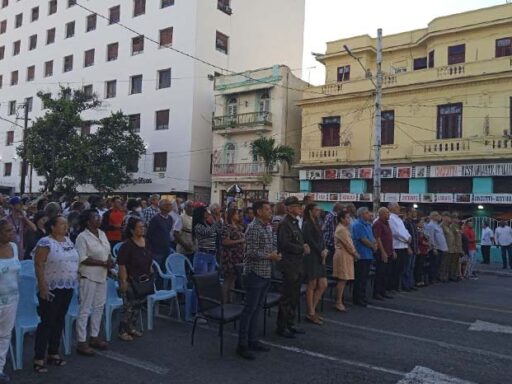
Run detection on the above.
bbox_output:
[33,215,79,373]
[75,210,112,356]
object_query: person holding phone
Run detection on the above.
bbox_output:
[33,215,79,373]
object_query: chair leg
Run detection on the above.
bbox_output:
[9,340,16,371]
[15,329,23,370]
[297,300,301,323]
[105,307,112,342]
[147,299,153,331]
[263,308,267,336]
[191,317,199,346]
[175,297,181,320]
[219,322,224,357]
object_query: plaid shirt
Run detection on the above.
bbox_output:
[322,211,337,251]
[143,205,159,225]
[244,219,275,279]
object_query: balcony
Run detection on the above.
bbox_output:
[212,162,278,177]
[300,146,350,165]
[213,112,272,135]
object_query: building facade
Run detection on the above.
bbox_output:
[211,65,308,207]
[297,4,512,215]
[0,0,305,199]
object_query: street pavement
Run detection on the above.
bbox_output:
[11,273,512,384]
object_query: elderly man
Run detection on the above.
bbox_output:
[387,203,412,292]
[147,199,174,269]
[372,207,394,300]
[143,194,160,225]
[352,207,377,306]
[403,207,419,291]
[176,201,195,261]
[424,211,448,284]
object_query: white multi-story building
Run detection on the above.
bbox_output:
[0,0,305,199]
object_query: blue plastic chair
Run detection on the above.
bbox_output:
[165,253,194,321]
[20,260,35,277]
[63,288,79,355]
[14,275,40,370]
[112,242,123,263]
[8,341,15,370]
[104,278,123,342]
[147,261,180,330]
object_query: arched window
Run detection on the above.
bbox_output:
[225,143,235,164]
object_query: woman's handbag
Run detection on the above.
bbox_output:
[130,274,155,299]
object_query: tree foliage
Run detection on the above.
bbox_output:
[18,87,146,193]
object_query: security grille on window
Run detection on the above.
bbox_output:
[32,7,39,22]
[130,75,143,94]
[13,40,20,55]
[6,131,14,146]
[217,0,232,14]
[109,5,120,24]
[66,21,75,38]
[158,69,171,89]
[381,110,395,145]
[321,116,341,147]
[47,28,55,44]
[83,84,93,98]
[63,55,73,72]
[84,49,95,67]
[134,0,146,17]
[153,152,167,172]
[86,14,96,32]
[105,80,117,98]
[447,44,465,65]
[10,71,18,85]
[437,103,463,139]
[107,43,119,61]
[129,114,141,132]
[25,97,33,112]
[49,0,57,15]
[15,13,22,28]
[132,36,144,55]
[29,35,37,50]
[227,98,237,117]
[413,57,427,71]
[0,46,4,60]
[4,163,12,177]
[156,110,169,130]
[216,31,229,54]
[44,60,53,77]
[496,38,512,58]
[27,66,35,81]
[159,27,173,47]
[161,0,175,8]
[337,65,350,82]
[8,100,16,115]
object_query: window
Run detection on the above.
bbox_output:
[107,42,119,61]
[48,0,57,15]
[0,20,6,34]
[1,0,7,9]
[83,84,93,98]
[130,75,143,94]
[156,109,169,130]
[126,155,139,173]
[153,152,167,172]
[510,97,512,134]
[84,49,95,67]
[0,75,2,89]
[161,0,174,8]
[109,5,120,24]
[86,14,96,32]
[4,163,12,177]
[15,13,22,28]
[437,103,463,139]
[216,31,229,54]
[259,92,270,114]
[80,122,90,136]
[321,116,340,147]
[32,7,39,22]
[381,110,395,145]
[428,50,434,68]
[158,69,171,89]
[13,40,20,56]
[8,100,16,115]
[134,0,145,17]
[159,27,173,47]
[25,97,33,112]
[68,0,76,7]
[10,71,18,86]
[65,21,75,38]
[26,65,35,81]
[105,80,117,98]
[448,44,465,65]
[218,0,232,14]
[227,97,237,117]
[46,28,56,44]
[44,60,54,77]
[29,34,37,50]
[337,65,350,82]
[413,57,427,71]
[129,114,141,132]
[0,46,4,60]
[496,37,512,58]
[63,55,73,72]
[132,35,144,55]
[6,131,14,146]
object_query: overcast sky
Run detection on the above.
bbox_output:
[302,0,506,84]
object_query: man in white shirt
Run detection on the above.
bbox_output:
[480,221,494,265]
[388,203,412,291]
[495,221,512,269]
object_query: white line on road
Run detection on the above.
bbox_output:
[468,320,512,335]
[367,305,471,326]
[397,366,477,384]
[397,295,512,315]
[96,350,169,375]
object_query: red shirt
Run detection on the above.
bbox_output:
[106,208,125,242]
[373,218,393,258]
[463,227,477,251]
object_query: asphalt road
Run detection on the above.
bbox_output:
[10,274,512,384]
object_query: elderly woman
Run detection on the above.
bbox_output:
[117,218,153,341]
[0,219,20,383]
[33,215,79,373]
[192,206,223,274]
[75,210,112,355]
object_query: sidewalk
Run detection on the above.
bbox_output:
[475,263,512,277]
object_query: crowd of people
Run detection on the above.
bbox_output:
[0,191,504,379]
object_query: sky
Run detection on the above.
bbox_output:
[302,0,506,85]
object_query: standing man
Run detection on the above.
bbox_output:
[388,203,412,291]
[495,221,512,269]
[237,201,281,360]
[6,196,36,259]
[403,207,419,291]
[143,194,160,226]
[176,201,195,262]
[352,207,377,306]
[322,203,345,267]
[463,220,478,279]
[480,221,494,265]
[147,199,174,270]
[372,207,394,300]
[439,212,456,282]
[102,196,125,250]
[276,197,309,338]
[424,211,448,284]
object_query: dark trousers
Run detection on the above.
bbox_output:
[414,254,427,284]
[481,245,491,265]
[501,245,512,268]
[353,259,371,304]
[373,258,388,297]
[387,256,399,291]
[396,249,410,290]
[34,288,73,360]
[428,250,442,282]
[238,272,270,347]
[277,267,303,331]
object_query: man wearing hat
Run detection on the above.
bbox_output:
[6,196,36,260]
[276,196,310,338]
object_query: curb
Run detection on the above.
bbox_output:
[475,269,512,278]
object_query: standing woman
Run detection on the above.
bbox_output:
[74,210,112,355]
[220,208,245,303]
[24,211,47,260]
[0,219,20,383]
[333,210,358,312]
[117,218,153,341]
[192,206,223,275]
[302,203,328,324]
[33,215,79,373]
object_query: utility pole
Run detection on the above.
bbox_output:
[372,28,383,215]
[19,102,29,195]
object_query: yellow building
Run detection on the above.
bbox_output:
[298,4,512,214]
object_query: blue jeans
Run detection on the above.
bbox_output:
[238,272,270,347]
[193,251,217,274]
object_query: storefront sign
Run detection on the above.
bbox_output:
[338,193,359,202]
[400,194,420,203]
[430,165,461,178]
[382,193,400,203]
[397,167,412,179]
[435,194,454,203]
[473,194,512,204]
[454,194,472,204]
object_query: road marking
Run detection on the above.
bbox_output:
[397,366,476,384]
[96,350,169,375]
[397,294,512,315]
[322,318,512,362]
[367,305,471,326]
[468,320,512,335]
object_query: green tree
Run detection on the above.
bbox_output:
[250,136,295,192]
[18,87,145,193]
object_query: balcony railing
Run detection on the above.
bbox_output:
[213,112,272,131]
[301,146,350,164]
[437,64,465,78]
[212,162,278,177]
[412,136,512,160]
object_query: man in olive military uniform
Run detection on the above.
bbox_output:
[276,197,310,338]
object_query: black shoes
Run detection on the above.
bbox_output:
[288,326,306,335]
[276,328,296,339]
[236,346,256,360]
[373,295,385,301]
[382,293,394,299]
[249,341,270,352]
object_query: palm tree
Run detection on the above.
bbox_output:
[250,136,295,192]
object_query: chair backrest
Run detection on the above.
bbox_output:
[106,278,120,301]
[112,242,123,262]
[16,275,39,320]
[165,253,193,291]
[20,260,35,277]
[192,272,223,313]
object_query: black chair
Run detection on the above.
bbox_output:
[191,272,244,356]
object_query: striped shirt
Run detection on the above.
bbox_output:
[194,221,223,252]
[244,219,275,278]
